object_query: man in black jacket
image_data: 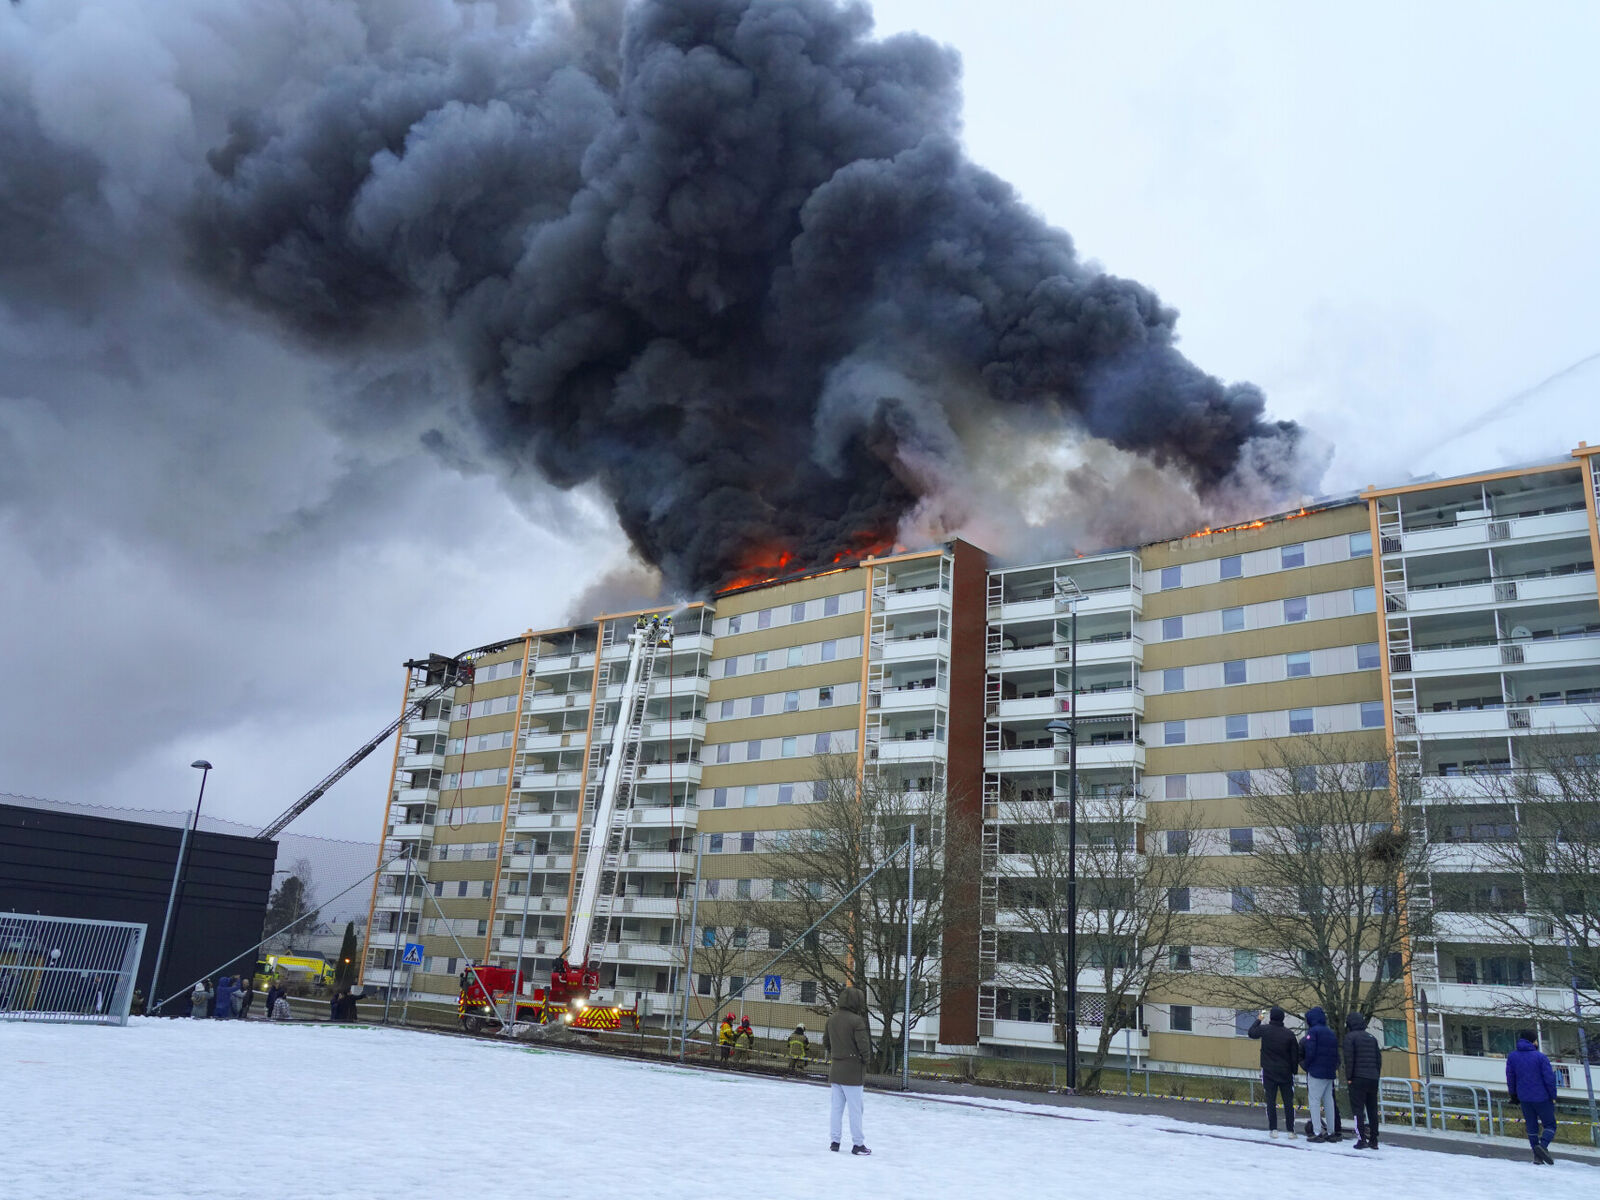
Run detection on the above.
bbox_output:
[1249,1006,1301,1139]
[1343,1013,1383,1149]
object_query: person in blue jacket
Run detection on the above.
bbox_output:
[1300,1007,1341,1142]
[212,975,237,1020]
[1506,1031,1560,1164]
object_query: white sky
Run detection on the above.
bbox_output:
[4,0,1596,842]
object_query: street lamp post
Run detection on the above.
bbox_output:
[1048,575,1083,1091]
[151,759,212,1015]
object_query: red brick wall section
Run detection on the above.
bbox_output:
[939,538,988,1046]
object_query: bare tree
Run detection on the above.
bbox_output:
[997,784,1204,1090]
[761,755,973,1072]
[1206,737,1426,1032]
[1456,727,1600,1027]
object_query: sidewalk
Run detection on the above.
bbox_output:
[880,1075,1600,1166]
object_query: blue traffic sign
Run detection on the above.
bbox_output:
[763,974,782,999]
[401,942,424,966]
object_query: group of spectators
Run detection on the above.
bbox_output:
[184,975,355,1023]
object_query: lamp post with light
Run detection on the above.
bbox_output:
[151,759,212,1014]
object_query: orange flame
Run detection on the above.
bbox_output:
[714,533,896,593]
[1183,506,1311,541]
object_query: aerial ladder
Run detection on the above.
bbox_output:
[456,613,674,1033]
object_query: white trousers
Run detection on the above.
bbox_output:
[1308,1076,1337,1136]
[829,1083,865,1146]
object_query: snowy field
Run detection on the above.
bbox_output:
[4,1019,1592,1200]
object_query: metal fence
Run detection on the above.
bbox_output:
[0,912,146,1026]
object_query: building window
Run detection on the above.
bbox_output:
[1222,607,1245,633]
[1363,761,1389,789]
[744,785,759,807]
[1163,667,1185,692]
[1170,1005,1193,1033]
[1357,642,1380,670]
[749,694,765,717]
[1167,887,1191,912]
[709,833,724,853]
[1281,543,1305,569]
[787,646,804,668]
[1220,555,1243,580]
[1284,596,1308,623]
[1349,531,1372,557]
[1231,886,1255,912]
[1223,659,1246,685]
[724,658,739,677]
[456,881,468,898]
[1292,765,1318,791]
[800,980,818,1004]
[736,879,752,899]
[754,651,769,672]
[1166,830,1191,854]
[697,973,712,995]
[791,602,806,622]
[1384,1021,1409,1050]
[1285,650,1311,678]
[477,920,488,937]
[1161,565,1182,589]
[820,640,837,662]
[1227,770,1251,797]
[757,608,773,630]
[815,731,833,753]
[739,831,756,853]
[746,739,762,760]
[824,595,840,617]
[1229,827,1254,854]
[1235,1010,1258,1037]
[1234,949,1259,976]
[1226,714,1249,741]
[818,685,833,706]
[781,736,797,758]
[1170,946,1193,971]
[720,699,735,719]
[1165,721,1186,746]
[1165,775,1187,799]
[716,743,731,764]
[728,616,742,634]
[704,879,719,898]
[785,690,800,712]
[712,787,728,808]
[1289,708,1314,734]
[1360,700,1385,729]
[1162,616,1184,640]
[771,878,789,901]
[778,784,794,805]
[1352,586,1377,614]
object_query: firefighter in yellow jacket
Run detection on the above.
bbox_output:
[786,1024,810,1075]
[718,1013,737,1061]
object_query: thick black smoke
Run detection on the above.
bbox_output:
[19,0,1308,592]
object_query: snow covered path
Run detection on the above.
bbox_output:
[4,1019,1590,1199]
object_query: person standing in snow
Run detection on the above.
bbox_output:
[236,976,255,1020]
[823,986,872,1155]
[735,1017,755,1063]
[190,979,211,1020]
[787,1025,811,1075]
[1506,1030,1560,1164]
[1248,1007,1300,1139]
[271,990,293,1021]
[1300,1007,1340,1141]
[1342,1013,1383,1149]
[212,975,236,1019]
[718,1013,737,1061]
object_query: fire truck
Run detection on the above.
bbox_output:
[456,614,676,1037]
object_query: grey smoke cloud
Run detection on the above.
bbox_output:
[4,0,1311,595]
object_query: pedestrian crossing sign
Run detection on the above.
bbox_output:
[402,942,424,966]
[763,975,782,999]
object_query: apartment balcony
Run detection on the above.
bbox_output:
[373,893,422,912]
[877,737,947,764]
[606,895,684,917]
[401,751,446,772]
[1435,1052,1593,1097]
[882,634,948,664]
[511,810,577,833]
[985,746,1055,771]
[404,717,451,739]
[1427,843,1508,871]
[637,761,703,786]
[1431,912,1544,943]
[989,645,1055,670]
[629,805,698,830]
[1395,507,1589,555]
[879,684,948,713]
[395,786,440,804]
[1410,634,1600,677]
[534,651,596,675]
[650,675,711,701]
[643,717,707,742]
[618,850,691,872]
[994,689,1143,722]
[1406,571,1596,616]
[496,894,567,917]
[494,935,564,958]
[524,730,586,753]
[599,940,678,965]
[526,690,591,714]
[390,822,432,841]
[882,585,950,615]
[661,632,715,658]
[1428,981,1577,1016]
[503,853,574,873]
[361,968,412,989]
[517,770,585,791]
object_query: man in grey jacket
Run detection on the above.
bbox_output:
[823,985,873,1155]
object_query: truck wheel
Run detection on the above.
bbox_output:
[462,1016,486,1035]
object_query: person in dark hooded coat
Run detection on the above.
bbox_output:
[1343,1013,1383,1148]
[212,975,236,1019]
[1300,1007,1340,1141]
[823,986,872,1155]
[1248,1006,1300,1138]
[1506,1031,1560,1164]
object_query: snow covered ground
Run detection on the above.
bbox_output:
[4,1019,1592,1199]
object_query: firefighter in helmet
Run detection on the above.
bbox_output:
[718,1012,737,1061]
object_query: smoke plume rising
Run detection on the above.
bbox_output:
[3,0,1317,593]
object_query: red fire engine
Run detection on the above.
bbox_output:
[457,962,641,1035]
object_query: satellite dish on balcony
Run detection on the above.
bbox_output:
[1510,626,1532,642]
